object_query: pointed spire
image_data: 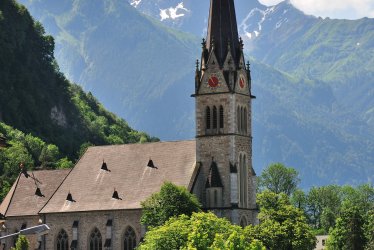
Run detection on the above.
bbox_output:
[206,0,240,66]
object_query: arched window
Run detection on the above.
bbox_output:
[206,107,211,130]
[244,107,248,134]
[123,227,137,250]
[89,228,102,250]
[240,216,248,228]
[213,106,218,129]
[239,155,244,206]
[241,107,244,134]
[219,106,224,129]
[56,229,69,250]
[237,106,240,133]
[243,155,247,208]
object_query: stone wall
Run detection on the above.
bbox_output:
[44,209,142,250]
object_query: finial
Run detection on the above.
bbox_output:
[201,38,206,49]
[211,37,215,49]
[196,59,199,70]
[246,61,250,70]
[239,37,244,49]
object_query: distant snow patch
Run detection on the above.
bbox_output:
[159,2,189,21]
[130,0,142,8]
[356,42,360,46]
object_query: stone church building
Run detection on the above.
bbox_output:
[0,0,258,249]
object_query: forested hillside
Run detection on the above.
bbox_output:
[0,0,157,200]
[13,0,374,186]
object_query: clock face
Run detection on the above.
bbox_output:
[239,74,246,89]
[208,74,220,88]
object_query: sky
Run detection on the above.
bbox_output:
[259,0,374,19]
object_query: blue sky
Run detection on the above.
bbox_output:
[259,0,374,19]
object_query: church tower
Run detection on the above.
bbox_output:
[192,0,258,226]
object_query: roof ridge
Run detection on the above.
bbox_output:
[87,139,196,149]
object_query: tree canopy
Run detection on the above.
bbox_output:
[138,212,266,250]
[258,163,300,196]
[140,182,202,228]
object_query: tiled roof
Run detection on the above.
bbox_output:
[0,169,71,217]
[40,140,197,214]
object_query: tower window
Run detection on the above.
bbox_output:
[237,106,240,133]
[244,107,248,134]
[219,106,224,129]
[206,107,211,130]
[213,106,218,129]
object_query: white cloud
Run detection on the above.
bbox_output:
[258,0,374,19]
[159,2,189,21]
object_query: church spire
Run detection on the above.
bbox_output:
[206,0,240,66]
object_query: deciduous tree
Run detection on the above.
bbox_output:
[258,163,300,196]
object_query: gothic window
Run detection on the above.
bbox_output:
[219,106,224,129]
[56,229,69,250]
[239,154,248,208]
[243,155,248,207]
[244,107,248,134]
[237,106,240,133]
[240,216,248,228]
[213,106,218,129]
[206,107,211,130]
[240,107,244,134]
[123,227,136,250]
[239,155,243,206]
[89,228,102,250]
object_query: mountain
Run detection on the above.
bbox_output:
[0,0,155,158]
[15,0,374,187]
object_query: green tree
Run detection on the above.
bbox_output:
[364,209,374,250]
[258,163,300,196]
[306,185,341,231]
[327,203,367,250]
[140,182,202,228]
[138,212,265,250]
[11,235,29,250]
[254,191,316,250]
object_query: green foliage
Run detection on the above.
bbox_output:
[0,0,158,202]
[138,212,266,250]
[0,0,157,159]
[255,191,316,250]
[327,204,367,250]
[0,122,68,200]
[258,163,300,195]
[11,235,29,250]
[304,184,374,233]
[141,182,201,228]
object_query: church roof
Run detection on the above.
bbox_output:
[0,169,71,217]
[40,140,197,214]
[206,0,240,66]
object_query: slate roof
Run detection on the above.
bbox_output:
[40,140,197,214]
[206,0,240,65]
[0,169,71,217]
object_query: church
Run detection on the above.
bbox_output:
[0,0,257,249]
